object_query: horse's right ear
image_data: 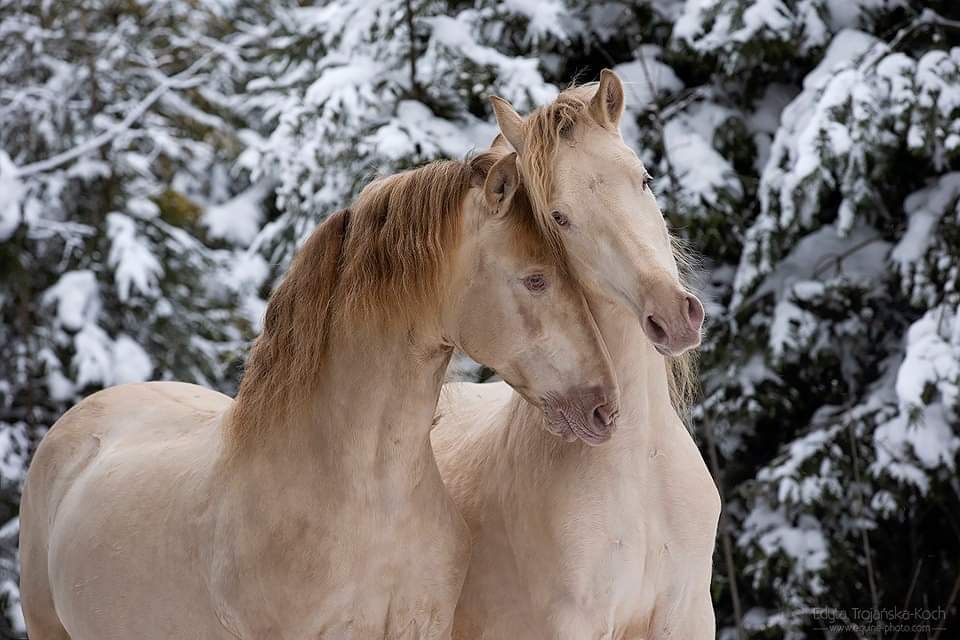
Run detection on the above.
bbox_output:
[484,152,520,213]
[489,96,525,154]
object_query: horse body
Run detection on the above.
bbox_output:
[27,364,468,639]
[434,302,720,640]
[433,72,719,639]
[21,153,619,639]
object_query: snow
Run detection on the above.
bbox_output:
[752,223,891,304]
[107,212,163,302]
[73,324,116,389]
[503,0,567,42]
[803,29,879,91]
[661,103,743,213]
[0,151,23,241]
[0,425,28,482]
[825,0,907,31]
[614,46,683,108]
[740,500,829,591]
[43,270,100,331]
[46,368,76,402]
[674,0,827,55]
[768,299,816,358]
[425,14,557,109]
[758,426,842,504]
[202,181,271,246]
[869,305,960,491]
[892,173,960,269]
[370,101,497,163]
[127,197,160,220]
[112,334,154,384]
[0,580,23,635]
[896,306,960,411]
[304,57,380,114]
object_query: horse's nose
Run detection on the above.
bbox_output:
[642,290,704,356]
[684,293,705,334]
[575,385,618,444]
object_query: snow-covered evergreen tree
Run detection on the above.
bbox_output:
[2,0,959,636]
[0,1,269,632]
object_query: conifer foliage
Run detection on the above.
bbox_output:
[1,0,959,636]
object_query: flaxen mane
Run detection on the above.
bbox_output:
[229,151,565,449]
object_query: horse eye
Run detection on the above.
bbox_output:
[551,211,569,227]
[523,274,547,292]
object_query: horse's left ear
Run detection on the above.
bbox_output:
[590,69,625,128]
[484,152,520,213]
[490,96,525,154]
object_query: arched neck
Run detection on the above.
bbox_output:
[227,319,452,471]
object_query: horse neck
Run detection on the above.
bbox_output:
[592,296,676,441]
[233,321,452,479]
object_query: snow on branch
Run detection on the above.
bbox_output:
[15,53,215,179]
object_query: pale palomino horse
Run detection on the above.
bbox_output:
[20,151,621,639]
[432,71,721,639]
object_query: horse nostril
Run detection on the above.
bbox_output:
[592,402,617,429]
[684,294,705,331]
[643,315,668,346]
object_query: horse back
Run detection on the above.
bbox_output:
[20,381,233,639]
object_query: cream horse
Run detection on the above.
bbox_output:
[20,152,621,639]
[432,72,721,639]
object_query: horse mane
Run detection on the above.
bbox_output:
[228,150,564,450]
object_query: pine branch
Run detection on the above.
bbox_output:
[15,53,214,178]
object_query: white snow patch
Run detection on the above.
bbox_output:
[73,324,115,389]
[503,0,567,41]
[43,270,100,331]
[107,212,162,302]
[370,101,497,162]
[0,151,23,241]
[892,173,960,269]
[127,197,160,220]
[202,181,271,246]
[740,500,829,588]
[112,334,154,384]
[614,46,683,108]
[753,223,891,302]
[661,104,743,213]
[0,423,29,482]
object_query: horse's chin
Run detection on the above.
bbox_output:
[544,417,613,446]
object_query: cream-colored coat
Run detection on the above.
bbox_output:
[19,154,620,640]
[431,72,721,639]
[433,296,721,639]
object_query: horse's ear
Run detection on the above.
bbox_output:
[489,96,525,154]
[484,152,520,213]
[490,132,511,151]
[590,69,625,128]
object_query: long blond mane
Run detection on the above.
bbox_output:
[229,150,564,449]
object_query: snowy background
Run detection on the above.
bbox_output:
[2,0,959,637]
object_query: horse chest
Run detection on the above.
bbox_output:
[549,441,719,635]
[216,492,468,639]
